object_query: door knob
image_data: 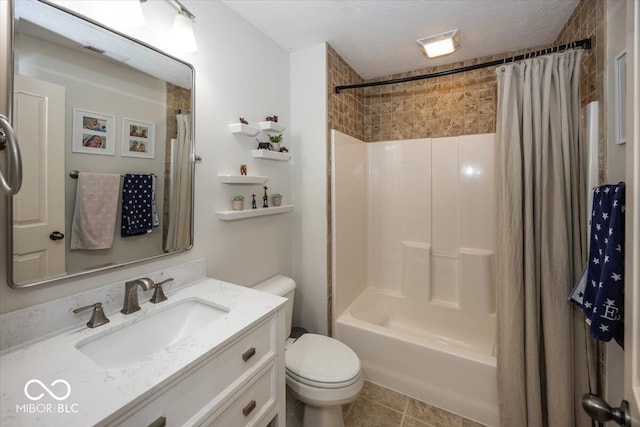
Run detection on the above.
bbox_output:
[49,231,65,241]
[582,394,631,426]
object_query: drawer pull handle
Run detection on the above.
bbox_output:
[243,399,257,417]
[242,347,256,361]
[147,416,166,427]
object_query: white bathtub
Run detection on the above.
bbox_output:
[331,132,498,425]
[335,288,499,427]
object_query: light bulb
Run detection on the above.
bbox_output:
[171,12,197,53]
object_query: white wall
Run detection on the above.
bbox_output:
[331,130,368,321]
[0,0,292,313]
[605,0,626,408]
[607,0,627,184]
[290,43,328,334]
[332,134,496,345]
[367,139,431,294]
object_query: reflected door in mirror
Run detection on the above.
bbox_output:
[12,75,67,284]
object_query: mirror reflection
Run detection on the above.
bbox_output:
[10,0,195,288]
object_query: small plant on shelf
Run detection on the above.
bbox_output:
[272,193,283,206]
[268,134,283,151]
[232,194,245,211]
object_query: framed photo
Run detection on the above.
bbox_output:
[72,108,115,155]
[122,118,155,159]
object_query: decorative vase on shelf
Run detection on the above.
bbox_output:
[271,142,280,152]
[232,195,245,211]
[272,194,282,206]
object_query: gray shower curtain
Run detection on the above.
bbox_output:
[165,112,193,252]
[495,50,593,426]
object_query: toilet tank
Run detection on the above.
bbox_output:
[252,275,296,337]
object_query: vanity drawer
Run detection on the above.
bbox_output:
[201,362,278,427]
[106,316,276,427]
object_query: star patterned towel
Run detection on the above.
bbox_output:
[121,174,156,237]
[570,183,625,348]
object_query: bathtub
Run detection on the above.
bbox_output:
[335,288,499,427]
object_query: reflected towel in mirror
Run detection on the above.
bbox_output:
[121,174,157,237]
[70,173,121,250]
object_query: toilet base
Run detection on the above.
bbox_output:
[286,376,362,427]
[303,403,344,427]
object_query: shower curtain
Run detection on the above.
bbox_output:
[165,112,193,252]
[495,50,593,426]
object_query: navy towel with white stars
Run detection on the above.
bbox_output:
[121,174,154,237]
[570,183,625,348]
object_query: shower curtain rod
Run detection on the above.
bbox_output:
[334,38,591,94]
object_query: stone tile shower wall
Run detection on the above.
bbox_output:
[327,0,603,145]
[362,63,496,140]
[327,45,365,141]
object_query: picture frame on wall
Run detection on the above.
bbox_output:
[72,108,115,155]
[121,118,156,159]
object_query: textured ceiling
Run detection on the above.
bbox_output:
[221,0,580,79]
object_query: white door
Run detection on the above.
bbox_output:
[624,0,640,423]
[12,75,66,285]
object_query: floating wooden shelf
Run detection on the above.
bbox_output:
[228,123,260,136]
[215,205,295,221]
[251,149,291,161]
[217,175,268,184]
[257,121,285,133]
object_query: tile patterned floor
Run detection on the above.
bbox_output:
[342,381,488,427]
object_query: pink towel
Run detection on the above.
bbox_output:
[70,173,120,250]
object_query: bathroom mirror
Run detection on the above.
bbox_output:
[7,0,195,288]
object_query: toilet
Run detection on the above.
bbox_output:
[253,275,362,427]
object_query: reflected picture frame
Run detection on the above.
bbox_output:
[72,108,116,155]
[121,118,156,159]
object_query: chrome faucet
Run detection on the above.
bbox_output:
[121,278,156,314]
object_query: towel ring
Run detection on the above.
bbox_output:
[0,114,22,195]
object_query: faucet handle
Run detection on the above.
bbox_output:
[73,302,110,328]
[155,277,174,287]
[150,277,173,304]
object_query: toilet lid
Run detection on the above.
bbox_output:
[286,334,361,386]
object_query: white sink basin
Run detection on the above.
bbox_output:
[76,299,229,370]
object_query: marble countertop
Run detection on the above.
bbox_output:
[0,278,285,426]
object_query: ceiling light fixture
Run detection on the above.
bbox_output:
[165,0,198,53]
[417,29,460,59]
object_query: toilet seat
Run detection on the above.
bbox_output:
[285,334,361,389]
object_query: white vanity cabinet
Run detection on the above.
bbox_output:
[0,276,286,427]
[103,312,286,427]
